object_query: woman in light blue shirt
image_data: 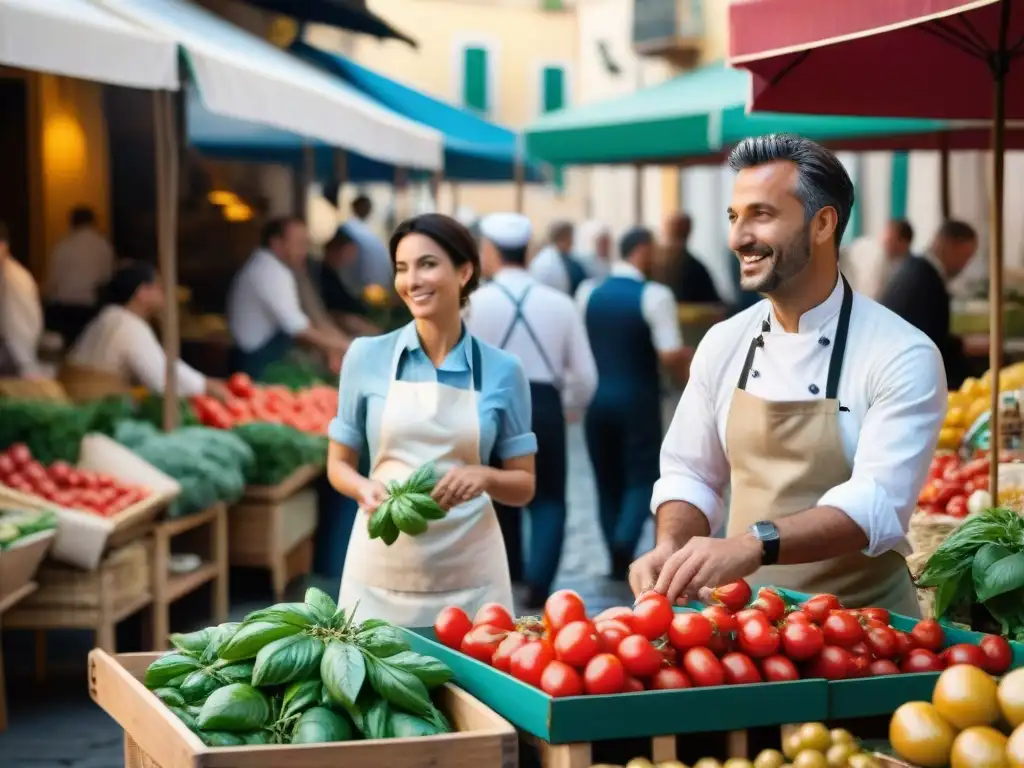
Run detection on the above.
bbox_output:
[327,213,537,627]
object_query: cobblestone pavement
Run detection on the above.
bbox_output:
[0,401,674,767]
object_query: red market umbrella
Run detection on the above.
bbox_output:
[729,0,1022,495]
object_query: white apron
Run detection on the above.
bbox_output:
[338,336,514,627]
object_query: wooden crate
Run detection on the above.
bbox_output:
[150,504,229,647]
[0,378,70,401]
[537,728,754,768]
[229,465,320,601]
[0,529,55,603]
[0,580,38,733]
[90,650,519,768]
[5,539,153,674]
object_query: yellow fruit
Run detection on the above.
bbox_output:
[963,377,984,396]
[800,723,833,753]
[694,759,722,768]
[934,664,1002,730]
[966,398,990,427]
[939,427,966,449]
[847,756,880,768]
[950,726,1008,768]
[827,743,857,768]
[755,750,787,768]
[725,760,753,768]
[999,668,1024,728]
[890,701,957,768]
[626,760,655,768]
[947,407,966,428]
[784,733,806,760]
[949,391,970,409]
[794,751,828,768]
[1007,723,1024,768]
[830,729,856,746]
[657,763,689,768]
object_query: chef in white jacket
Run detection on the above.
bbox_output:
[630,134,946,615]
[0,222,43,377]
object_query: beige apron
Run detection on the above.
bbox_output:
[60,314,132,403]
[725,277,920,616]
[338,336,513,627]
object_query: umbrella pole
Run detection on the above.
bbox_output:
[987,0,1011,500]
[154,91,180,433]
[939,135,951,221]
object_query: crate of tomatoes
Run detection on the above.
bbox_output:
[404,589,828,744]
[191,373,337,436]
[0,435,180,570]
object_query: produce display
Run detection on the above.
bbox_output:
[0,443,151,517]
[260,359,330,391]
[918,507,1024,639]
[114,421,254,518]
[595,723,881,768]
[191,374,337,436]
[134,394,200,429]
[368,464,447,545]
[889,664,1024,768]
[0,396,133,464]
[917,454,992,518]
[143,588,455,746]
[231,422,327,487]
[433,584,1015,696]
[0,508,57,549]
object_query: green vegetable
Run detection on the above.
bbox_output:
[170,627,215,657]
[153,688,186,707]
[364,698,391,739]
[252,634,324,687]
[384,651,453,689]
[281,679,322,719]
[200,731,247,747]
[201,623,240,664]
[389,711,443,738]
[321,641,365,708]
[180,669,222,703]
[214,661,255,684]
[305,587,337,623]
[232,422,326,486]
[363,653,432,718]
[0,509,57,550]
[144,654,202,689]
[197,684,271,732]
[168,706,197,731]
[291,707,353,744]
[218,621,303,661]
[244,602,318,628]
[366,464,446,546]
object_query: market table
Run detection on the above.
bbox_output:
[0,580,38,732]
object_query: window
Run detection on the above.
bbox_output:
[462,46,489,114]
[541,65,567,191]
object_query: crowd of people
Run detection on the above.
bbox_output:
[0,133,982,624]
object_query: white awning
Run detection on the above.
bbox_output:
[0,0,178,89]
[97,0,443,170]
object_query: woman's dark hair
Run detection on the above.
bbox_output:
[100,260,156,306]
[389,214,480,307]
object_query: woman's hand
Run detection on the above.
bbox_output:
[358,479,390,513]
[432,466,492,510]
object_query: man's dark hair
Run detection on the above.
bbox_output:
[620,226,654,260]
[70,206,96,228]
[0,221,8,245]
[549,221,573,242]
[260,216,303,248]
[497,245,528,266]
[728,134,855,247]
[891,218,914,244]
[937,219,977,243]
[352,194,372,219]
[325,226,354,252]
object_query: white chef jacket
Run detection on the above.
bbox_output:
[529,245,576,295]
[227,249,310,352]
[47,227,115,306]
[652,277,947,557]
[69,305,207,396]
[1,256,43,375]
[466,268,598,411]
[576,261,684,353]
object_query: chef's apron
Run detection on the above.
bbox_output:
[338,336,513,627]
[60,315,132,402]
[493,281,567,596]
[229,330,293,380]
[725,276,920,616]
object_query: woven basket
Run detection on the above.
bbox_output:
[906,551,935,618]
[22,539,150,609]
[908,511,962,557]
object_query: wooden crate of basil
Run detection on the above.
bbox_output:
[90,587,517,767]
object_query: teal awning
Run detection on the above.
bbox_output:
[524,63,952,166]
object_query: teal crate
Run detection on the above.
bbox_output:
[404,627,828,744]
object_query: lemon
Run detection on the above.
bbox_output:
[724,759,753,768]
[830,729,856,746]
[1006,723,1024,768]
[694,759,722,768]
[794,751,828,768]
[999,668,1024,728]
[934,665,1001,730]
[756,751,787,768]
[800,723,832,753]
[827,743,857,768]
[890,701,957,768]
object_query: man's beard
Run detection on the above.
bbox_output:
[737,226,812,294]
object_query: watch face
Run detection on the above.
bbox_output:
[751,521,781,541]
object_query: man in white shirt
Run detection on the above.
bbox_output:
[0,222,43,377]
[529,221,590,296]
[227,217,350,379]
[630,134,946,614]
[577,227,689,581]
[341,195,393,296]
[46,206,115,345]
[467,212,598,608]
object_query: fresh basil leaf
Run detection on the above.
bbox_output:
[367,501,392,540]
[180,669,222,704]
[934,571,968,620]
[364,697,391,740]
[252,633,324,686]
[363,653,432,717]
[153,687,186,707]
[304,587,338,622]
[291,706,354,744]
[169,627,215,657]
[389,710,443,737]
[403,492,446,521]
[355,623,409,658]
[337,686,375,734]
[391,500,428,536]
[974,543,1013,596]
[212,660,255,685]
[201,623,240,665]
[380,515,401,546]
[978,551,1024,602]
[321,641,366,708]
[384,650,452,689]
[218,621,302,662]
[281,679,322,719]
[143,653,202,689]
[243,602,319,628]
[197,683,271,732]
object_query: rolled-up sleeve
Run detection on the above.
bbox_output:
[496,361,538,460]
[257,260,310,337]
[328,338,368,449]
[818,342,947,556]
[642,283,684,353]
[650,339,730,534]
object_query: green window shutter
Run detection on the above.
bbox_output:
[462,47,489,114]
[542,0,564,10]
[541,65,566,192]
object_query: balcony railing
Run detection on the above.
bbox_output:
[633,0,703,61]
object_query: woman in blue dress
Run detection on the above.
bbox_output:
[327,213,537,627]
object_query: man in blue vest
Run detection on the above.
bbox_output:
[468,213,598,608]
[530,221,590,296]
[577,226,690,581]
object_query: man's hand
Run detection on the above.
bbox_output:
[432,466,491,510]
[652,535,763,605]
[628,543,677,598]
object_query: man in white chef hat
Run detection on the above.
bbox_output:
[466,213,598,610]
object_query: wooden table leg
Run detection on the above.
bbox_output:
[151,529,169,649]
[212,504,229,623]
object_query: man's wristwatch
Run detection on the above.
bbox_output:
[748,520,781,566]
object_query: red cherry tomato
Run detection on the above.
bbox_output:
[706,630,733,657]
[553,621,600,668]
[864,626,898,659]
[979,635,1013,675]
[802,594,841,624]
[760,654,800,682]
[702,605,739,634]
[945,495,969,518]
[847,654,872,678]
[7,443,31,467]
[737,617,780,658]
[721,652,763,684]
[668,612,714,650]
[474,602,515,631]
[860,607,891,625]
[785,610,812,625]
[623,675,645,692]
[901,648,945,673]
[509,640,556,687]
[711,579,752,611]
[435,606,473,649]
[806,646,852,680]
[942,644,988,668]
[616,634,662,678]
[540,660,584,697]
[544,590,587,633]
[650,666,691,690]
[491,632,529,672]
[910,619,945,652]
[583,653,626,695]
[735,608,769,626]
[751,588,787,622]
[822,611,865,648]
[683,647,726,687]
[781,620,825,661]
[460,624,508,663]
[593,606,635,627]
[893,630,916,659]
[869,659,901,676]
[595,619,632,652]
[631,593,674,640]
